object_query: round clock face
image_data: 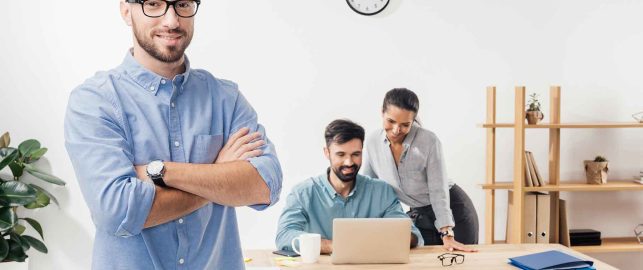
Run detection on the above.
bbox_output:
[346,0,390,16]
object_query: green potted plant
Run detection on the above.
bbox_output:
[584,156,609,185]
[526,93,544,125]
[0,132,66,267]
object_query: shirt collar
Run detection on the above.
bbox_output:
[380,124,419,147]
[120,49,192,96]
[322,168,359,199]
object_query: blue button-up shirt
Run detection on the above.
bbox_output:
[64,51,282,270]
[275,171,423,251]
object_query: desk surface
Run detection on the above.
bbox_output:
[244,244,617,269]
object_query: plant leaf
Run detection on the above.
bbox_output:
[0,148,18,171]
[8,162,24,179]
[21,235,47,254]
[25,147,48,163]
[0,237,8,261]
[23,164,66,186]
[4,238,26,262]
[13,223,26,235]
[24,189,50,209]
[0,132,9,148]
[0,207,17,232]
[29,184,59,207]
[0,181,37,206]
[21,218,43,240]
[18,139,40,157]
[10,233,29,253]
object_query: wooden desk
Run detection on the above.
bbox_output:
[244,244,617,269]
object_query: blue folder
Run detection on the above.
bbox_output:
[508,250,595,270]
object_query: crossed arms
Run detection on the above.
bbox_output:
[65,87,282,237]
[138,128,272,228]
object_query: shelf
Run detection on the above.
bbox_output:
[481,182,514,190]
[482,181,643,191]
[481,122,643,129]
[572,237,643,253]
[524,181,643,192]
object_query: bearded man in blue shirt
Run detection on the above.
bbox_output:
[64,1,282,269]
[276,120,422,254]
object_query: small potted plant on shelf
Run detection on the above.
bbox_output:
[526,93,544,124]
[584,156,609,185]
[0,132,66,269]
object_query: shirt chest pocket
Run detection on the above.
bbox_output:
[190,134,224,164]
[401,168,429,195]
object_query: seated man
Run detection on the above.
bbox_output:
[276,119,423,254]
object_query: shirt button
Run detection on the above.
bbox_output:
[174,141,180,147]
[178,218,184,224]
[171,102,175,108]
[161,79,166,84]
[149,86,155,91]
[179,258,184,264]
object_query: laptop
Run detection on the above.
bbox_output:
[331,218,412,264]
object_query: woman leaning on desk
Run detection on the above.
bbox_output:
[362,88,478,252]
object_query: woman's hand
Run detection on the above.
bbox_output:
[442,237,478,252]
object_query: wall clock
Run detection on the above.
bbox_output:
[346,0,390,16]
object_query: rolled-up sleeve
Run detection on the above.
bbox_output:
[64,85,155,237]
[228,90,283,210]
[275,191,308,251]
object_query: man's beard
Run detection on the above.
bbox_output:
[331,164,359,183]
[133,21,192,63]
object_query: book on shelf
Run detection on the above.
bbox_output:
[529,151,544,186]
[524,152,533,187]
[524,150,544,187]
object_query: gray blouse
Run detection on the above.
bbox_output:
[362,125,455,230]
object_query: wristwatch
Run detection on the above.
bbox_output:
[439,228,455,239]
[146,160,167,187]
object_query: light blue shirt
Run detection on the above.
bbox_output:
[275,171,423,251]
[64,51,282,270]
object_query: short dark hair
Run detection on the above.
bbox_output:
[382,88,420,114]
[324,119,365,147]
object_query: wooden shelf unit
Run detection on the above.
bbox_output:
[481,86,643,253]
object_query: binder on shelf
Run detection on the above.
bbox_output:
[507,191,537,243]
[536,193,551,243]
[507,192,550,244]
[508,250,595,270]
[559,199,570,247]
[528,151,544,186]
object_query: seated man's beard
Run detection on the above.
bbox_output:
[333,164,359,182]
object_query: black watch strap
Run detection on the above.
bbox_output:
[151,175,167,187]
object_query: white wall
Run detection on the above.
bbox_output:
[1,1,642,269]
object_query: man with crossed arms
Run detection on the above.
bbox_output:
[65,1,282,269]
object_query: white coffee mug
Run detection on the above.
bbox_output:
[291,233,321,263]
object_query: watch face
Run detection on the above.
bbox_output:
[346,0,390,16]
[147,160,164,175]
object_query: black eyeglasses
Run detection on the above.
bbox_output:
[437,253,465,267]
[125,0,201,18]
